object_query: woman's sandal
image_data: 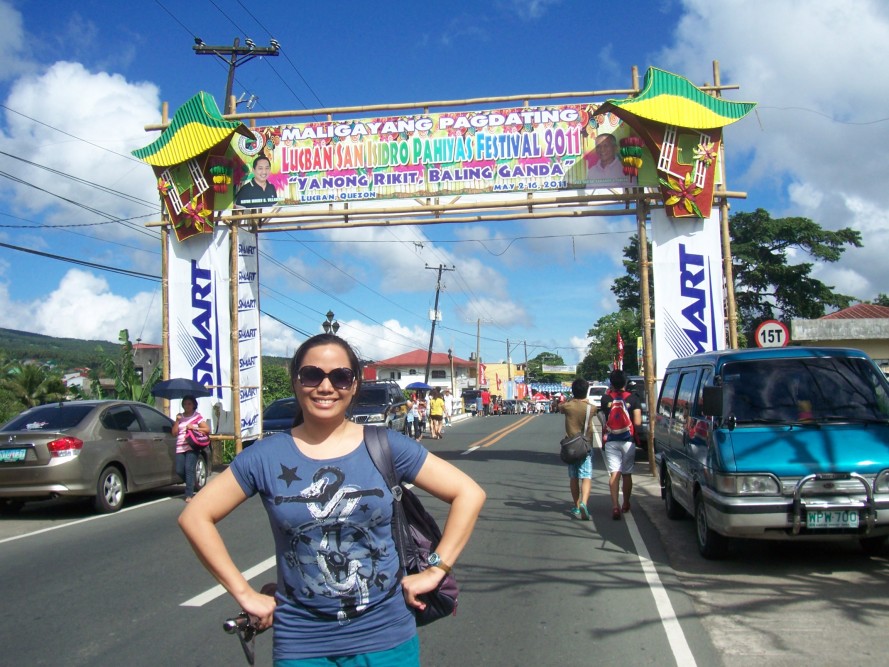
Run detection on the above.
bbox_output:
[612,507,622,521]
[622,501,631,513]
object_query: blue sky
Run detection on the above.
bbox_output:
[0,0,888,370]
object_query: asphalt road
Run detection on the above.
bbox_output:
[1,413,887,666]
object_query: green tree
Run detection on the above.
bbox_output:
[262,363,292,405]
[92,329,162,403]
[731,209,861,339]
[525,352,565,383]
[1,361,66,409]
[873,293,889,307]
[579,310,641,379]
[611,234,653,313]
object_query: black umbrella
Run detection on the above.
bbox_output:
[151,378,213,399]
[405,381,433,391]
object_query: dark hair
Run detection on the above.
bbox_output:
[571,378,589,399]
[609,369,628,389]
[253,155,271,169]
[181,394,198,407]
[288,334,362,426]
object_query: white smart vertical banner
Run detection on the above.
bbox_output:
[651,208,726,381]
[236,231,262,440]
[167,228,232,429]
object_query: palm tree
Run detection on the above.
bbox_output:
[1,362,66,409]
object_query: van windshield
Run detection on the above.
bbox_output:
[721,357,889,423]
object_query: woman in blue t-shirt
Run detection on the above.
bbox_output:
[179,333,485,665]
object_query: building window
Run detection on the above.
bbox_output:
[431,370,447,379]
[389,371,402,380]
[408,369,417,375]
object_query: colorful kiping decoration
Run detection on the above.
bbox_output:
[619,136,645,177]
[180,195,213,232]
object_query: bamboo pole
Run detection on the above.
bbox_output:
[145,84,741,131]
[712,60,740,349]
[636,200,657,477]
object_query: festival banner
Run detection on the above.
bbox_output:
[166,229,232,429]
[228,103,658,208]
[651,208,726,380]
[236,231,262,440]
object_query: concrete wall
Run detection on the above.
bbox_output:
[791,318,889,370]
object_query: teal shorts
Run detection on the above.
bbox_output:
[568,452,593,479]
[275,635,419,667]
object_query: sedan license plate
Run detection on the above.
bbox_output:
[0,448,27,463]
[807,509,859,529]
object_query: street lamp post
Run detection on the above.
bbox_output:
[322,310,340,335]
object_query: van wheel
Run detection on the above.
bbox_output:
[663,469,686,520]
[860,535,888,556]
[695,492,728,559]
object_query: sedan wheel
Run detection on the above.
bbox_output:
[94,466,125,513]
[194,454,209,491]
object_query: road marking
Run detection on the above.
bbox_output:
[624,512,697,666]
[0,497,171,545]
[181,556,277,607]
[461,416,535,454]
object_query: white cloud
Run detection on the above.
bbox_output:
[0,268,161,342]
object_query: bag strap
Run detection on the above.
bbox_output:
[582,403,591,436]
[364,425,412,575]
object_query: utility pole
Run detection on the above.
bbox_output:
[424,264,455,383]
[193,37,280,114]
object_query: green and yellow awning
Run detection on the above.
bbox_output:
[603,67,756,129]
[132,92,254,167]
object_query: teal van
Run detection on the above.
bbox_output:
[653,347,889,559]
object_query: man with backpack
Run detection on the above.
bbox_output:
[600,369,643,520]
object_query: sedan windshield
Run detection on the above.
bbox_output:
[722,357,889,423]
[2,404,94,431]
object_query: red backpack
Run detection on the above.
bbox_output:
[605,390,634,436]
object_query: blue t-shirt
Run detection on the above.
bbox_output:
[230,429,427,660]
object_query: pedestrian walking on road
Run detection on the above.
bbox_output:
[560,378,595,520]
[179,333,486,665]
[443,388,454,426]
[600,369,642,520]
[428,387,445,439]
[171,395,210,503]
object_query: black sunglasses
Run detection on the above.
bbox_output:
[297,366,356,390]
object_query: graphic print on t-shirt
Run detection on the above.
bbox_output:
[274,465,389,622]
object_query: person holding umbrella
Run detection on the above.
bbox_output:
[172,394,211,502]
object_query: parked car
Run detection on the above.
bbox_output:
[243,396,300,447]
[349,380,408,432]
[654,347,889,559]
[0,400,210,513]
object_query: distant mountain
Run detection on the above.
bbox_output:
[0,327,121,370]
[0,327,292,372]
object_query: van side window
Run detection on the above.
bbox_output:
[675,372,699,419]
[658,372,680,418]
[694,368,713,416]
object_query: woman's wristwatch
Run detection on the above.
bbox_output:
[427,552,452,574]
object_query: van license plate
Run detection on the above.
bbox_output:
[0,448,26,463]
[807,510,859,529]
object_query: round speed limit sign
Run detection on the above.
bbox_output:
[755,319,790,348]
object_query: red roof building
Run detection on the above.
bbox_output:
[366,349,475,390]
